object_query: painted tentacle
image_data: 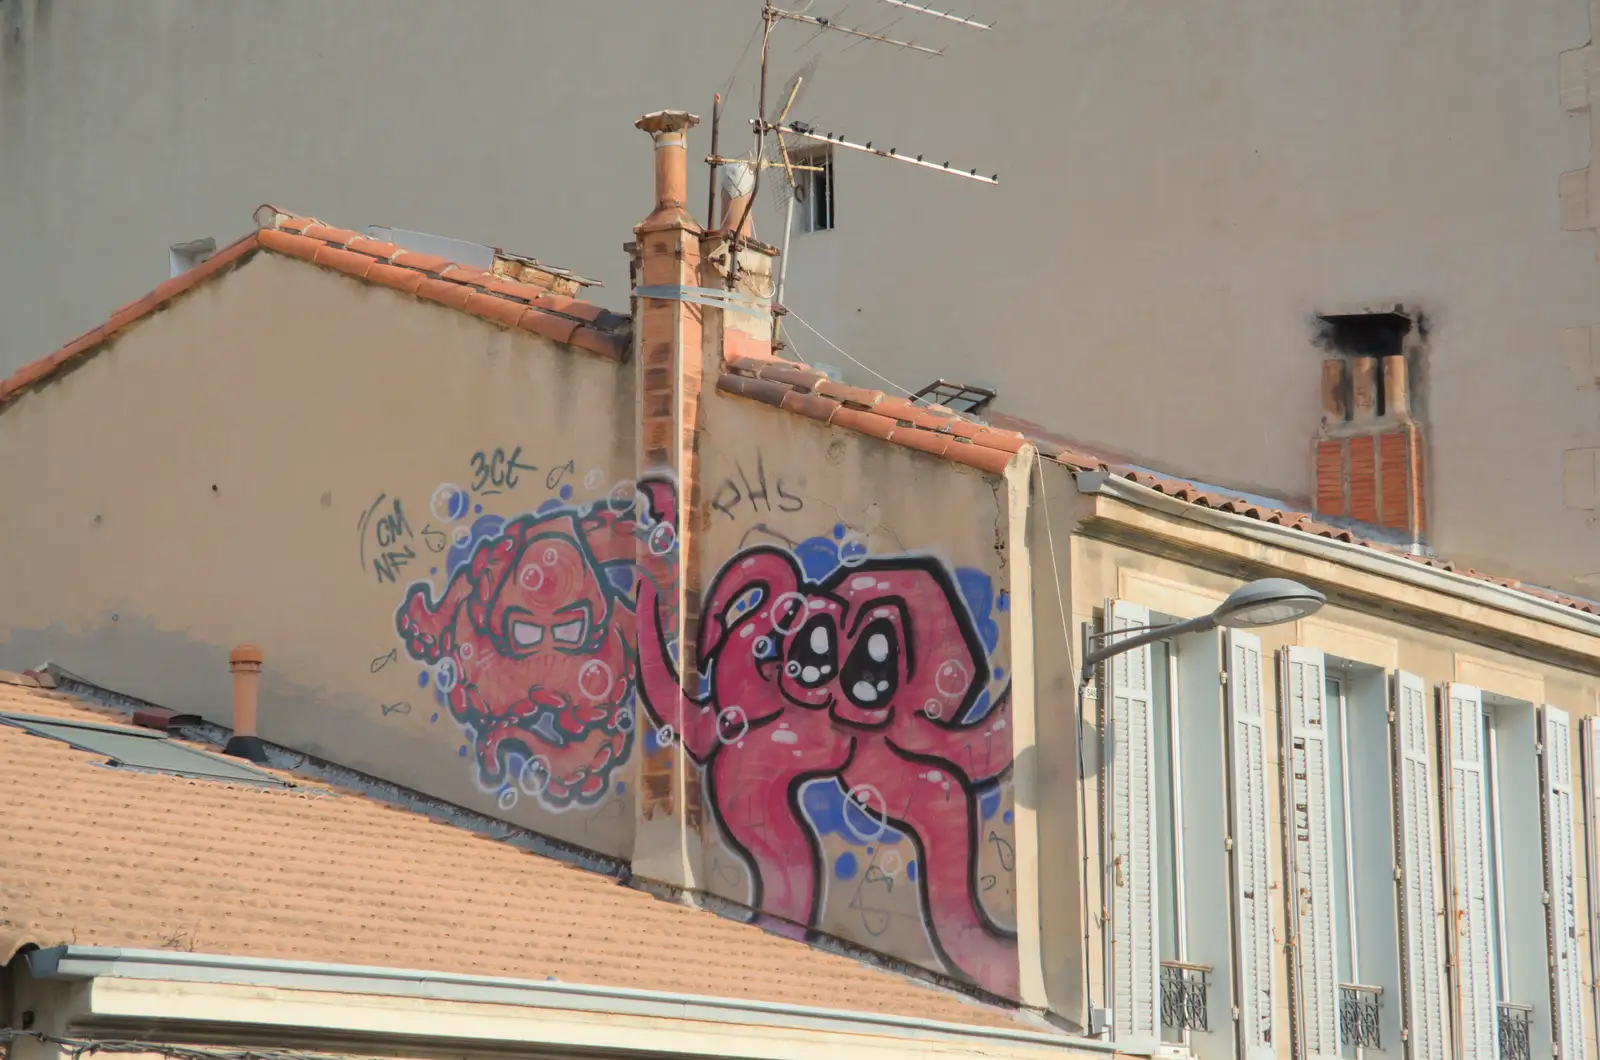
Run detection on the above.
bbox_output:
[846,739,1020,999]
[900,683,1014,784]
[396,569,476,663]
[710,738,840,925]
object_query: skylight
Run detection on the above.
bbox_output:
[1,713,287,786]
[911,378,997,416]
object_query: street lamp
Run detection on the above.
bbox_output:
[1079,577,1325,682]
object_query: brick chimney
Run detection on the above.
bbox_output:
[629,110,707,889]
[1311,309,1427,548]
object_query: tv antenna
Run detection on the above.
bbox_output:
[708,0,999,353]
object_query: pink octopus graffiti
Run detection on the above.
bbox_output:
[637,534,1018,997]
[395,498,648,808]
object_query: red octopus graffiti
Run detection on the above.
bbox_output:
[636,529,1019,997]
[396,496,657,808]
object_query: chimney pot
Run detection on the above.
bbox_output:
[1382,355,1410,420]
[223,643,269,764]
[1320,358,1348,425]
[1349,356,1379,423]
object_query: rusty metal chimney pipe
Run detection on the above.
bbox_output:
[635,110,700,223]
[223,644,269,764]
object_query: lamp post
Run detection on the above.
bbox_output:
[1077,577,1325,1038]
[1080,578,1326,682]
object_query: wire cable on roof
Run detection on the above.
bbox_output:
[783,306,920,399]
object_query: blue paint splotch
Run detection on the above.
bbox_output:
[559,484,574,501]
[801,778,904,846]
[795,535,846,582]
[442,489,471,521]
[445,514,506,576]
[417,671,430,688]
[906,860,918,882]
[979,785,1003,822]
[954,567,1002,656]
[834,851,859,879]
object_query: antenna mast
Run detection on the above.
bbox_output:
[718,0,998,354]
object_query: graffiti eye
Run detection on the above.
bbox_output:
[551,618,587,644]
[842,617,899,709]
[511,621,544,647]
[786,614,837,688]
[753,635,777,660]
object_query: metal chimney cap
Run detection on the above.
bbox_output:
[635,110,701,134]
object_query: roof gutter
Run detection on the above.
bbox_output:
[27,947,1126,1060]
[1075,470,1600,640]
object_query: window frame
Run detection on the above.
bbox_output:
[796,146,835,233]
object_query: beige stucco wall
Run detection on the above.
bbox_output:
[676,390,1022,999]
[0,251,638,855]
[1066,493,1600,1057]
[4,0,1600,596]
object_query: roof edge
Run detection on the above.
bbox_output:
[0,207,631,412]
[1077,469,1600,641]
[29,946,1116,1055]
[716,353,1021,475]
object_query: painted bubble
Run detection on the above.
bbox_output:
[431,484,470,523]
[578,659,614,702]
[935,659,970,698]
[716,705,750,745]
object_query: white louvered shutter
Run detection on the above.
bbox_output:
[1394,671,1449,1060]
[1227,630,1274,1060]
[1584,719,1600,1060]
[1105,600,1160,1045]
[1445,683,1498,1060]
[1283,647,1341,1060]
[1543,706,1586,1060]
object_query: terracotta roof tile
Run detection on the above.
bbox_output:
[0,684,1034,1031]
[718,354,1024,474]
[0,207,630,412]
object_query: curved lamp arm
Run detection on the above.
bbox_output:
[1079,612,1217,683]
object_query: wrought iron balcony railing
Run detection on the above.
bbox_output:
[1160,961,1211,1033]
[1338,983,1382,1050]
[1497,1002,1533,1060]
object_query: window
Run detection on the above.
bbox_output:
[1103,601,1234,1057]
[1445,687,1553,1060]
[795,146,834,232]
[1322,668,1391,1056]
[1282,652,1402,1059]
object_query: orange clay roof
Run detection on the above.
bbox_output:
[0,676,1035,1031]
[716,353,1600,618]
[0,207,629,410]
